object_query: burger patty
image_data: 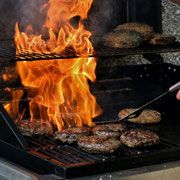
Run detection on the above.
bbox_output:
[118,109,161,124]
[92,123,126,139]
[114,22,153,41]
[102,30,143,48]
[18,119,53,137]
[120,129,160,148]
[149,33,175,45]
[54,126,91,144]
[77,135,121,154]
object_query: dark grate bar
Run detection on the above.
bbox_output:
[0,42,180,62]
[26,136,101,167]
[26,135,180,167]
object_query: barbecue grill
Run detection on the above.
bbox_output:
[1,42,180,178]
[1,0,180,179]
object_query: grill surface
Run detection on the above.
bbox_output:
[0,42,180,61]
[1,63,180,178]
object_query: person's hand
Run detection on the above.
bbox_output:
[176,90,180,100]
[169,0,180,4]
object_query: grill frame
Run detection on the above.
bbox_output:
[1,134,180,179]
[1,61,180,178]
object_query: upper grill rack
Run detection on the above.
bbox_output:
[0,42,180,62]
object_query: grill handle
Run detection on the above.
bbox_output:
[169,81,180,92]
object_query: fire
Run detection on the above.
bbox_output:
[3,88,24,120]
[14,0,102,130]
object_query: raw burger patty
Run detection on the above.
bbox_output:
[102,30,143,48]
[149,34,175,45]
[114,22,153,41]
[118,109,161,124]
[54,126,91,144]
[120,129,160,148]
[18,119,53,137]
[77,135,121,154]
[92,123,126,139]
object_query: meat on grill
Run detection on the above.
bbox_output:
[17,119,53,137]
[114,22,153,41]
[149,33,176,45]
[102,30,143,48]
[77,135,121,154]
[54,126,91,144]
[118,109,161,124]
[92,123,126,139]
[120,129,160,148]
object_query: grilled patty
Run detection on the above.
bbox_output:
[92,123,126,139]
[149,34,175,45]
[54,126,91,144]
[114,22,153,41]
[18,119,53,137]
[120,129,160,148]
[102,30,143,48]
[118,109,161,124]
[77,135,121,154]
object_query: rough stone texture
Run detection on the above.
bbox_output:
[161,0,180,65]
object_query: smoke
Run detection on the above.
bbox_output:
[87,0,126,36]
[15,0,48,33]
[14,0,125,42]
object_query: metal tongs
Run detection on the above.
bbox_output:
[95,81,180,125]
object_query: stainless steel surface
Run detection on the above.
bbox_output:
[0,158,60,180]
[169,81,180,92]
[1,157,180,180]
[73,160,180,180]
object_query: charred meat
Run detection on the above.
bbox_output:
[149,33,176,45]
[114,22,153,41]
[54,126,91,144]
[102,30,143,48]
[92,123,126,139]
[118,109,161,124]
[120,129,160,148]
[18,119,53,137]
[77,135,121,154]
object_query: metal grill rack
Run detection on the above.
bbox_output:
[1,133,180,179]
[0,42,180,62]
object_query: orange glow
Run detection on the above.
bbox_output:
[14,0,102,130]
[3,89,24,120]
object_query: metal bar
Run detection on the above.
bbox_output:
[47,148,82,163]
[0,103,27,149]
[0,42,180,62]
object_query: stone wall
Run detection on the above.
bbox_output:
[162,0,180,65]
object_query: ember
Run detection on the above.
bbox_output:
[12,0,102,130]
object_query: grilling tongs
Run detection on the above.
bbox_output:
[95,81,180,125]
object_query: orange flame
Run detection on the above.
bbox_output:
[14,0,102,130]
[3,88,24,120]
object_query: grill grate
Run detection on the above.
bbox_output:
[1,63,180,178]
[26,136,101,165]
[22,134,180,178]
[0,42,180,62]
